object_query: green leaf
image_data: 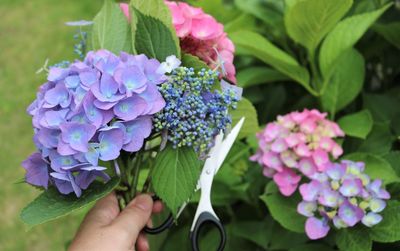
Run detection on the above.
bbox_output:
[225,14,257,35]
[181,53,209,71]
[269,221,308,250]
[91,0,131,53]
[231,220,273,249]
[230,31,314,95]
[260,183,305,233]
[237,67,290,88]
[336,227,372,251]
[285,0,353,53]
[371,200,400,242]
[383,151,400,177]
[130,0,180,58]
[363,93,400,122]
[344,153,400,184]
[357,122,394,155]
[338,109,373,139]
[290,244,336,251]
[189,0,240,23]
[231,98,259,139]
[20,177,120,227]
[374,22,400,49]
[132,8,179,62]
[321,48,365,114]
[319,4,391,77]
[234,0,284,32]
[152,145,202,216]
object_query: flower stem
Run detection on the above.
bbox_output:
[130,152,142,200]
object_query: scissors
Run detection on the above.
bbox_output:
[144,117,245,251]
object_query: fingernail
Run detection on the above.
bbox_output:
[131,194,152,211]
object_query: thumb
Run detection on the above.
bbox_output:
[110,194,153,240]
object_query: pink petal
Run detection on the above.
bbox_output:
[305,217,330,240]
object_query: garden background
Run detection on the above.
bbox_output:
[1,0,400,251]
[0,1,101,250]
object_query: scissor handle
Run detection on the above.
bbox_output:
[189,212,226,251]
[143,196,174,235]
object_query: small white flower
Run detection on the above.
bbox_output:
[157,55,181,74]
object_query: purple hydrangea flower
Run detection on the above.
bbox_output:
[296,160,390,240]
[23,49,168,197]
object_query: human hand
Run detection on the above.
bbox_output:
[69,193,162,251]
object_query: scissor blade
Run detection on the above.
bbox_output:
[214,117,245,174]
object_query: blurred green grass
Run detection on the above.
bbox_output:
[0,1,101,250]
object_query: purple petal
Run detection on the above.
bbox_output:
[305,217,330,240]
[318,188,340,207]
[76,170,110,189]
[49,151,78,172]
[84,143,100,166]
[122,116,153,152]
[113,96,147,121]
[40,109,68,128]
[44,84,71,108]
[47,67,68,82]
[94,53,120,75]
[37,128,60,148]
[338,202,364,227]
[83,93,103,128]
[57,139,78,155]
[144,59,167,84]
[118,66,147,95]
[138,83,166,114]
[73,86,87,107]
[79,71,98,90]
[297,201,317,217]
[22,152,49,188]
[65,75,81,89]
[299,180,321,201]
[326,162,346,180]
[60,122,96,152]
[339,178,363,197]
[91,74,124,103]
[98,128,124,161]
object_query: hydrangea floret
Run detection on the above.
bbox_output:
[298,160,390,239]
[22,49,167,197]
[120,1,237,84]
[250,109,345,196]
[153,66,238,155]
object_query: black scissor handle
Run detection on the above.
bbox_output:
[143,196,174,235]
[189,212,226,251]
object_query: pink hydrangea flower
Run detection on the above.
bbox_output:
[119,2,237,84]
[251,109,344,196]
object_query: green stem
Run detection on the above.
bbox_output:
[308,50,322,93]
[130,152,142,199]
[142,163,155,193]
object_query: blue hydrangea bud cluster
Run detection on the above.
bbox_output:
[73,30,87,59]
[154,67,238,155]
